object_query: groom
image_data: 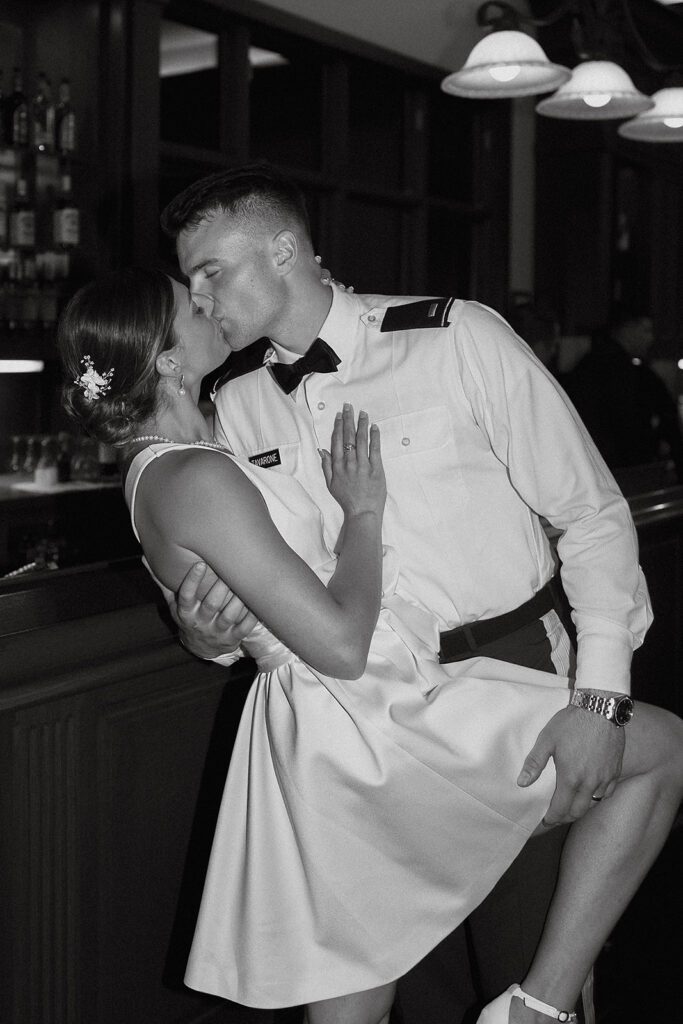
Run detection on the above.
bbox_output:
[160,163,650,1022]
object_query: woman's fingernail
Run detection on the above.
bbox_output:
[194,562,206,572]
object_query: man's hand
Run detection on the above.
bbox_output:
[160,562,258,660]
[517,704,625,825]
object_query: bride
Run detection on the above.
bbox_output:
[59,267,683,1024]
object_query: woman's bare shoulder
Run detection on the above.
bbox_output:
[137,447,264,534]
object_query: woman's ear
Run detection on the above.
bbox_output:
[273,230,298,275]
[155,346,182,380]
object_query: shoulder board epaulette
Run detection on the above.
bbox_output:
[380,297,455,333]
[211,336,271,394]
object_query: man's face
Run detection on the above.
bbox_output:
[177,211,284,352]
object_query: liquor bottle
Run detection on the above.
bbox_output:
[20,254,39,331]
[23,435,39,475]
[0,183,8,250]
[53,167,79,248]
[55,79,76,155]
[31,72,55,153]
[0,69,5,146]
[5,255,21,330]
[56,433,72,483]
[7,68,29,148]
[9,436,23,474]
[0,258,8,330]
[37,251,58,330]
[9,175,36,249]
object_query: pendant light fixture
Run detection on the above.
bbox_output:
[441,1,683,139]
[618,86,683,141]
[536,60,653,118]
[441,28,571,98]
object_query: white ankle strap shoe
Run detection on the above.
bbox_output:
[476,983,578,1023]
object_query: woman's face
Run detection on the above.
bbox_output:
[170,278,228,378]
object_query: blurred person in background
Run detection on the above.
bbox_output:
[508,293,562,380]
[564,312,683,485]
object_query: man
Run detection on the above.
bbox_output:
[159,163,651,1023]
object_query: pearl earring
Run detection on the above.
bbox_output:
[178,373,186,396]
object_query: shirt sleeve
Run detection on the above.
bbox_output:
[452,302,653,695]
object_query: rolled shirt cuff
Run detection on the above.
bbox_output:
[574,628,633,695]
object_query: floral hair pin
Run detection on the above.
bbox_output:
[75,355,114,402]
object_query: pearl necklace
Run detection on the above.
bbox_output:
[129,434,230,451]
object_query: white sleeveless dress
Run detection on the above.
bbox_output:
[125,443,571,1009]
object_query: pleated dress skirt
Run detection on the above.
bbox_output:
[183,602,570,1008]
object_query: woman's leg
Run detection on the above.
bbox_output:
[304,981,396,1024]
[505,702,683,1023]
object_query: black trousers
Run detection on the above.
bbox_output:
[392,616,583,1024]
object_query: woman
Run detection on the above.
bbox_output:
[59,268,683,1024]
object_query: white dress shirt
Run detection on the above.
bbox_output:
[213,287,652,694]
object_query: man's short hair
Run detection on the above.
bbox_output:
[160,162,311,241]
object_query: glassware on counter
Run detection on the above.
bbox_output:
[22,435,39,475]
[34,436,58,487]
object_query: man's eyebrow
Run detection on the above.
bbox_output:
[188,257,218,276]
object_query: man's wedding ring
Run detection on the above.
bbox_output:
[343,443,356,452]
[591,795,603,802]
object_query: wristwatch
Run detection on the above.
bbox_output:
[569,689,635,727]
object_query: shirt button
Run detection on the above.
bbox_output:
[401,437,410,446]
[367,314,376,322]
[317,401,326,410]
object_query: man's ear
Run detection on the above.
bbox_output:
[273,230,298,275]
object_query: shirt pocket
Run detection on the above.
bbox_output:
[374,405,452,459]
[376,405,470,515]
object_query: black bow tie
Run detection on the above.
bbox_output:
[270,338,341,394]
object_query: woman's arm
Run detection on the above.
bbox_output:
[138,407,385,679]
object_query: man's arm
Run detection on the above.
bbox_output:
[454,302,651,821]
[454,301,652,695]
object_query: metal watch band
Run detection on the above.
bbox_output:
[569,689,633,726]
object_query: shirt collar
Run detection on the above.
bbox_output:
[268,286,361,382]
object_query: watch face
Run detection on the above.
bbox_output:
[614,697,634,726]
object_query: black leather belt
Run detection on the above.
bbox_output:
[439,576,559,663]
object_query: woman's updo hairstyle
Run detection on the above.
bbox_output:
[59,267,177,446]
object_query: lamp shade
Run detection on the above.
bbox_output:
[618,88,683,142]
[536,61,654,119]
[441,30,571,99]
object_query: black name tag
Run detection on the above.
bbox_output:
[248,448,281,468]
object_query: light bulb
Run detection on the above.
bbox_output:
[664,117,683,128]
[488,64,521,82]
[583,93,611,108]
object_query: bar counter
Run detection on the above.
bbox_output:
[0,472,138,577]
[1,486,682,1024]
